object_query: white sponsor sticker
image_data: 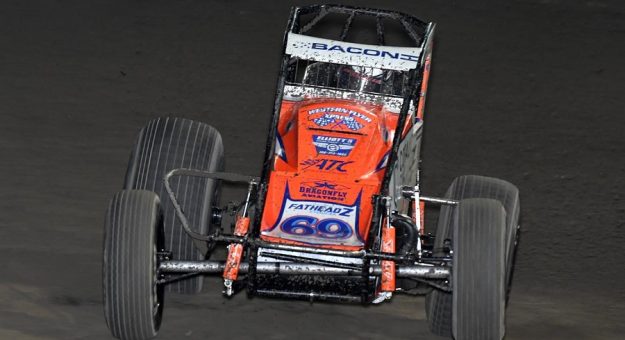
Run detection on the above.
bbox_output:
[263,193,364,246]
[285,33,422,71]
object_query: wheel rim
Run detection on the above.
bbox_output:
[152,228,164,327]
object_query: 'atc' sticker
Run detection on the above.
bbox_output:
[300,159,354,172]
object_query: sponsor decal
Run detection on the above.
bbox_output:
[307,107,372,132]
[312,114,363,131]
[300,158,353,172]
[286,202,354,217]
[285,33,421,72]
[262,186,364,246]
[310,43,419,62]
[299,180,350,202]
[308,107,373,122]
[312,135,356,157]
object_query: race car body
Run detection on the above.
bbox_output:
[102,5,520,340]
[261,98,400,249]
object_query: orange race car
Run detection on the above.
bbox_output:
[102,5,520,340]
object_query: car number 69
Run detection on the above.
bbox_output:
[280,216,353,239]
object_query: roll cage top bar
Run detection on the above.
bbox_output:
[290,4,430,46]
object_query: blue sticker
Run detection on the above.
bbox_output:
[312,135,356,157]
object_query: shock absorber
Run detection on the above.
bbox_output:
[223,180,256,296]
[380,196,396,294]
[402,177,425,258]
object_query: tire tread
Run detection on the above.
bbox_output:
[103,190,162,340]
[124,117,224,294]
[426,175,520,337]
[452,198,506,340]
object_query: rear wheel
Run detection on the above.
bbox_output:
[452,198,506,340]
[103,190,164,340]
[426,175,520,337]
[124,117,224,293]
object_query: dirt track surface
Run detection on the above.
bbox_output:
[1,0,624,339]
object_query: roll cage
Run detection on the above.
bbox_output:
[256,4,435,233]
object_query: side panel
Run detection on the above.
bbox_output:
[389,121,423,213]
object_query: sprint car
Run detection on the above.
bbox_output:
[102,5,520,340]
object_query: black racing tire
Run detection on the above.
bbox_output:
[124,117,224,294]
[452,198,506,340]
[426,175,520,337]
[425,288,453,337]
[103,190,164,340]
[434,175,520,285]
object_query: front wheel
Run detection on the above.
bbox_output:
[103,190,165,340]
[124,117,224,294]
[426,175,519,337]
[452,198,506,340]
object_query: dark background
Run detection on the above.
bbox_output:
[1,0,624,339]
